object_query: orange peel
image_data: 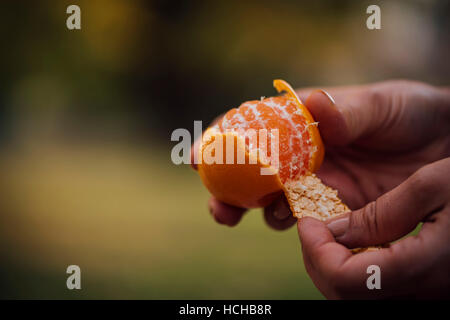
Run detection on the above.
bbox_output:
[273,79,324,173]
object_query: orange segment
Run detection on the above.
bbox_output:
[217,96,313,182]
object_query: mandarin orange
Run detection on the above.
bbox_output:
[197,80,348,220]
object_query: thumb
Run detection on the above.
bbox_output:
[324,159,450,248]
[304,83,402,147]
[304,89,352,146]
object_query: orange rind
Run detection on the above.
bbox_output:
[273,79,325,173]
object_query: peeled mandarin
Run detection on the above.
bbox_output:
[197,80,348,220]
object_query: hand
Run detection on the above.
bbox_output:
[193,80,450,231]
[297,80,450,298]
[299,158,450,299]
[192,80,450,231]
[297,80,450,210]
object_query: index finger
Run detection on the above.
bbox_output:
[298,217,351,280]
[298,212,447,299]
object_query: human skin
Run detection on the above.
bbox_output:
[191,80,450,298]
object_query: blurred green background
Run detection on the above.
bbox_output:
[0,0,448,299]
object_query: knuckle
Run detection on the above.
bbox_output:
[368,86,388,112]
[367,86,395,129]
[348,200,380,243]
[362,200,379,236]
[377,79,423,91]
[408,164,440,200]
[392,238,428,280]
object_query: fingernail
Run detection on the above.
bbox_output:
[326,216,349,238]
[320,89,335,104]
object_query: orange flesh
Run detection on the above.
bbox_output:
[215,96,315,183]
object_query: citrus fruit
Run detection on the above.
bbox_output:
[197,80,348,219]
